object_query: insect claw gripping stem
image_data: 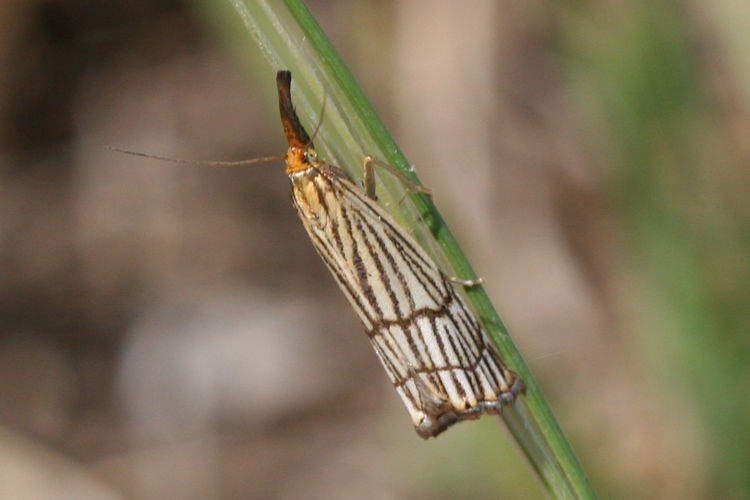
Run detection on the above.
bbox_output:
[449,276,485,287]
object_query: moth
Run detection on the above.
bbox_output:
[277,70,523,438]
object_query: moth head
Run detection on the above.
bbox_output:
[285,144,320,175]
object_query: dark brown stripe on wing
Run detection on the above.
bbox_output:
[340,204,384,320]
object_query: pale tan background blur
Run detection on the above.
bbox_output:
[1,1,749,499]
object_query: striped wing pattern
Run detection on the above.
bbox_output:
[289,165,523,438]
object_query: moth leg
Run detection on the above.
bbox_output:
[448,275,484,287]
[362,155,432,201]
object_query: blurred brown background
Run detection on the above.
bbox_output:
[1,0,749,498]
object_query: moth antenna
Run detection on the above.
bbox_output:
[306,88,328,147]
[104,146,285,167]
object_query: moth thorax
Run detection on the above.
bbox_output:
[290,169,329,228]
